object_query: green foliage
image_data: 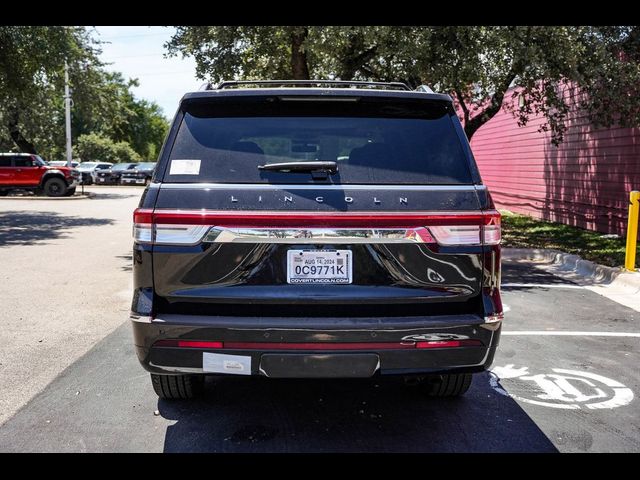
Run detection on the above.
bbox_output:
[0,26,169,160]
[166,26,640,143]
[112,141,141,163]
[74,132,140,163]
[501,211,635,268]
[0,26,101,155]
[88,72,168,159]
[74,133,113,162]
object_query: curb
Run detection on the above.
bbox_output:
[502,247,640,293]
[1,193,94,201]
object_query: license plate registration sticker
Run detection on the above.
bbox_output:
[287,249,352,284]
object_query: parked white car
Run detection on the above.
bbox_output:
[48,160,80,168]
[76,162,113,185]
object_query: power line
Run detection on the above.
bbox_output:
[128,71,198,77]
[101,53,167,60]
[95,32,170,40]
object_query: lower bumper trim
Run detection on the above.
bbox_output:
[259,353,380,378]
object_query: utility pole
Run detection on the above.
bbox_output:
[64,60,73,168]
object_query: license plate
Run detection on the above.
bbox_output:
[287,249,352,284]
[136,179,145,184]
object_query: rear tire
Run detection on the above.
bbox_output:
[43,177,67,197]
[0,190,8,196]
[419,373,473,397]
[151,373,204,400]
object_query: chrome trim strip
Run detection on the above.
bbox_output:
[204,227,433,244]
[148,363,204,374]
[151,182,485,191]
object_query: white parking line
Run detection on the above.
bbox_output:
[501,283,583,289]
[502,331,640,337]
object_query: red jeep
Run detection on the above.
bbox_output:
[0,153,79,197]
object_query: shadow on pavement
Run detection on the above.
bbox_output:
[159,373,558,453]
[87,192,141,200]
[502,261,578,285]
[0,211,113,247]
[116,254,133,272]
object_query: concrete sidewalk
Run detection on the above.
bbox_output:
[503,248,640,312]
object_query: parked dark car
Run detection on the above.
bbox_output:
[130,80,503,400]
[120,162,156,185]
[95,163,139,185]
[0,153,79,197]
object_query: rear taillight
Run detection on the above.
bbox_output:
[154,225,211,245]
[133,208,212,245]
[133,208,153,243]
[133,209,501,246]
[420,211,500,246]
[483,214,501,245]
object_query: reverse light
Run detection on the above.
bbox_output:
[483,214,501,245]
[428,210,501,246]
[155,225,211,245]
[133,208,153,243]
[428,225,481,245]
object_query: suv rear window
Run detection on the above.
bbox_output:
[164,99,473,184]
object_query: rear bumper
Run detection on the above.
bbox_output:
[95,176,115,184]
[122,177,147,184]
[131,313,501,377]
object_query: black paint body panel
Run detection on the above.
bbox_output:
[130,88,502,379]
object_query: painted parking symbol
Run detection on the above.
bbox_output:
[490,364,634,410]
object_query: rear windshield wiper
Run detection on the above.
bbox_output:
[258,161,338,176]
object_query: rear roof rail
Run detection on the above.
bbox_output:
[415,85,434,93]
[210,80,412,91]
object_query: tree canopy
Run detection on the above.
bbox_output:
[166,26,640,144]
[0,26,169,161]
[74,132,141,164]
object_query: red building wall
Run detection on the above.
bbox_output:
[469,88,640,236]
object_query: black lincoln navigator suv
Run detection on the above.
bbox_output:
[130,80,503,399]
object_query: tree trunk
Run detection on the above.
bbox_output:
[463,72,516,140]
[337,33,378,81]
[7,109,37,154]
[290,27,310,80]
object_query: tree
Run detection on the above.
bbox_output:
[0,26,103,154]
[88,72,169,160]
[411,26,640,144]
[166,26,320,81]
[167,26,640,144]
[74,132,141,163]
[112,141,142,164]
[0,27,169,160]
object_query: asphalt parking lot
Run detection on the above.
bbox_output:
[0,187,638,452]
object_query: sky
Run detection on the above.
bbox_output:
[88,26,201,119]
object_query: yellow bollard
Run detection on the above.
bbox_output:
[625,190,640,271]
